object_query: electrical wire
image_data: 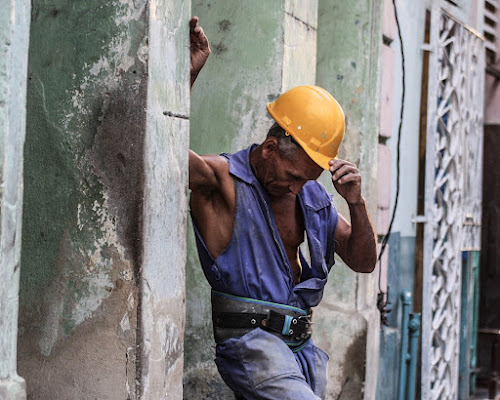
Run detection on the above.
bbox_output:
[377,0,405,325]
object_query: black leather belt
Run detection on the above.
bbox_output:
[211,290,313,347]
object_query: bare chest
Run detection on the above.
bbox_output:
[271,195,305,283]
[271,203,305,248]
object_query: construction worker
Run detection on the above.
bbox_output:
[188,17,377,400]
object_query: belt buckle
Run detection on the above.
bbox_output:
[286,315,312,341]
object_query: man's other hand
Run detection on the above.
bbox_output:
[190,16,210,87]
[329,159,363,205]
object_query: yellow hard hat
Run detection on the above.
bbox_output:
[266,85,345,170]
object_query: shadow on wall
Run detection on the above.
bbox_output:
[17,0,148,398]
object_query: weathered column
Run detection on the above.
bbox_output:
[316,1,382,399]
[0,0,30,399]
[139,0,190,397]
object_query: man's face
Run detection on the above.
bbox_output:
[261,145,323,198]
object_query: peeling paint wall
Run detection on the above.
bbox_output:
[185,1,382,399]
[18,0,147,398]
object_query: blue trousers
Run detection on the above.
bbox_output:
[215,328,329,400]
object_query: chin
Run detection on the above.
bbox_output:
[269,187,289,197]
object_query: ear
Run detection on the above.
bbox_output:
[261,137,279,160]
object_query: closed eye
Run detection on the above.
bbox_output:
[289,173,306,182]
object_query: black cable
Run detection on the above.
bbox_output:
[377,0,405,325]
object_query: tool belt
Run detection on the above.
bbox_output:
[211,290,313,349]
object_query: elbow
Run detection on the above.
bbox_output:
[363,263,376,274]
[352,263,376,274]
[364,254,378,273]
[349,255,377,274]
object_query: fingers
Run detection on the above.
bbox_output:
[190,16,199,29]
[329,159,360,184]
[332,165,361,183]
[190,17,203,38]
[335,172,360,185]
[190,16,209,49]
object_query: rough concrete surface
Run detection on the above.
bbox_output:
[138,0,190,397]
[0,0,30,398]
[316,1,382,399]
[312,308,368,400]
[18,0,148,398]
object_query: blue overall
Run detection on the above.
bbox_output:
[193,144,339,400]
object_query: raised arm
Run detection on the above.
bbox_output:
[188,17,221,192]
[330,159,377,273]
[188,17,235,258]
[190,16,210,89]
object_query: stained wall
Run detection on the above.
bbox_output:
[16,0,190,398]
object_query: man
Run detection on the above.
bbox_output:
[188,17,377,400]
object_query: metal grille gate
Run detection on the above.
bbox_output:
[421,8,485,400]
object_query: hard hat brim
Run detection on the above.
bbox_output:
[267,103,337,171]
[291,136,336,171]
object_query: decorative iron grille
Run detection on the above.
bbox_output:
[421,8,485,400]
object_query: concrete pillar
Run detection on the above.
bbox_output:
[139,0,190,398]
[316,1,382,399]
[17,0,189,398]
[0,0,30,399]
[184,1,318,398]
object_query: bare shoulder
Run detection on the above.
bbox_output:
[190,153,235,208]
[189,151,232,193]
[201,154,231,175]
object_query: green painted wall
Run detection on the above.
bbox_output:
[316,1,382,399]
[185,3,286,397]
[18,0,192,397]
[18,0,148,398]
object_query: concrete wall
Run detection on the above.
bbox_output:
[139,0,190,397]
[16,0,189,398]
[184,1,383,399]
[0,0,30,399]
[315,1,382,399]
